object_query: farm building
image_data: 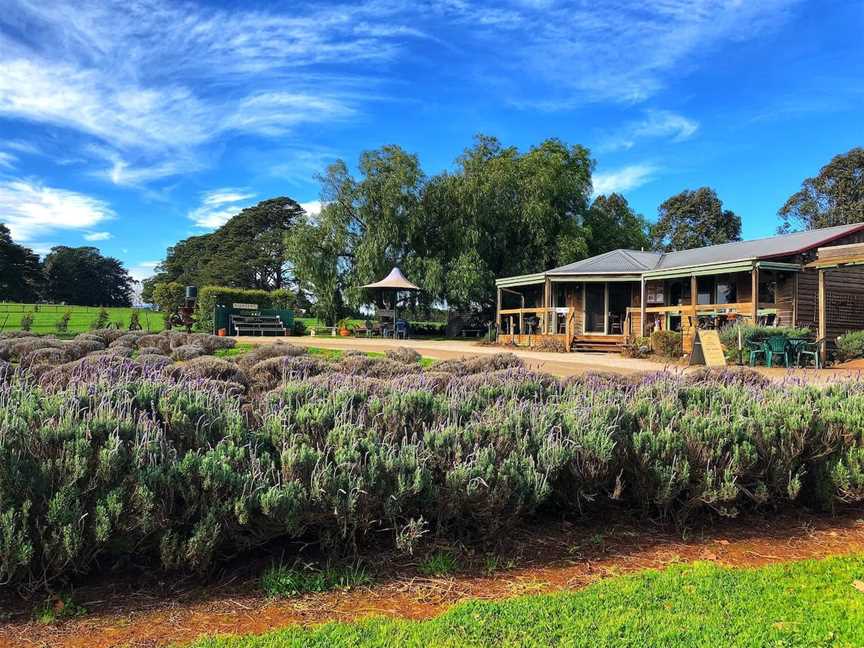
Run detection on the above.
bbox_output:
[495,222,864,356]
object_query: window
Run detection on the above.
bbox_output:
[759,275,776,304]
[556,284,567,308]
[668,279,691,305]
[715,274,737,304]
[696,277,714,305]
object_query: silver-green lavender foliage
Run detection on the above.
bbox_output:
[1,356,864,591]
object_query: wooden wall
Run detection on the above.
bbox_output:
[825,266,864,340]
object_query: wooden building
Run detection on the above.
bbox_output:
[495,223,864,356]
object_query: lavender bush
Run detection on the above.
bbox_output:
[2,346,864,592]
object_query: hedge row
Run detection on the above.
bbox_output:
[2,358,864,590]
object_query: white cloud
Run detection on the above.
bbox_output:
[84,231,112,241]
[188,188,256,229]
[127,260,160,283]
[0,1,424,185]
[599,110,699,153]
[0,179,114,242]
[0,152,16,169]
[300,200,323,217]
[592,164,658,196]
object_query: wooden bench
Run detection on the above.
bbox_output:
[231,315,287,336]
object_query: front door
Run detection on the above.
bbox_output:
[585,283,606,333]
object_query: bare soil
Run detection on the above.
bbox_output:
[3,510,864,648]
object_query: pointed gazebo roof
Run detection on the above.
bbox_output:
[362,267,420,291]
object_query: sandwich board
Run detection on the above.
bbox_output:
[689,329,726,367]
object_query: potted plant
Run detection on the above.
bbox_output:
[338,318,352,336]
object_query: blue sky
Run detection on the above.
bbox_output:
[0,0,862,282]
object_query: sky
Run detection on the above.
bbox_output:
[0,0,862,282]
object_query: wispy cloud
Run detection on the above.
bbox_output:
[0,152,16,169]
[0,1,421,185]
[188,188,256,229]
[0,179,114,242]
[84,231,112,241]
[598,110,699,153]
[593,164,658,196]
[479,0,799,107]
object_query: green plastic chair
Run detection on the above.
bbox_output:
[796,338,823,369]
[747,339,766,366]
[764,335,790,368]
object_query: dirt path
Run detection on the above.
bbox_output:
[4,511,864,648]
[237,335,864,382]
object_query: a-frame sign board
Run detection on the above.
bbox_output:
[689,328,727,367]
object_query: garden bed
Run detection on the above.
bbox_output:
[2,510,863,647]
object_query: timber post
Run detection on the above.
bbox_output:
[818,268,827,364]
[751,265,759,324]
[639,276,646,337]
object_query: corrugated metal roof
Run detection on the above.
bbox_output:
[544,222,864,276]
[547,249,661,274]
[655,223,864,270]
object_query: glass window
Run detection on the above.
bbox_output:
[758,276,776,304]
[715,274,737,304]
[668,279,691,305]
[696,277,714,305]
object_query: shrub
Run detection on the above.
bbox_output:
[129,309,142,331]
[718,321,810,354]
[6,361,864,593]
[90,308,111,330]
[237,342,306,372]
[171,344,206,361]
[178,357,248,386]
[109,333,143,348]
[836,330,864,362]
[292,320,307,336]
[20,311,34,331]
[137,354,172,370]
[249,355,331,390]
[651,331,682,358]
[137,334,172,353]
[55,310,72,334]
[385,347,421,364]
[195,286,276,333]
[622,336,651,359]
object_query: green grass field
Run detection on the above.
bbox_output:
[0,303,165,334]
[189,555,864,647]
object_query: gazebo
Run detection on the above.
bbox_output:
[361,267,420,337]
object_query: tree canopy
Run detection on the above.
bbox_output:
[0,224,43,302]
[143,197,303,301]
[651,187,741,252]
[286,135,594,322]
[43,246,134,307]
[584,193,650,256]
[778,148,864,232]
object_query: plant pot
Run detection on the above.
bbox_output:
[340,328,350,336]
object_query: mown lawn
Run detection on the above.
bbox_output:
[0,303,165,333]
[189,555,864,647]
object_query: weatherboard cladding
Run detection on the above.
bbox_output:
[542,222,864,277]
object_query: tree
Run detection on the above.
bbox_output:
[0,224,43,301]
[584,193,651,255]
[778,148,864,232]
[146,197,303,294]
[286,146,425,322]
[286,136,595,317]
[651,188,741,252]
[43,246,134,306]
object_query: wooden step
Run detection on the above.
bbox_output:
[571,335,624,353]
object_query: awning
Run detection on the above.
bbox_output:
[362,267,420,291]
